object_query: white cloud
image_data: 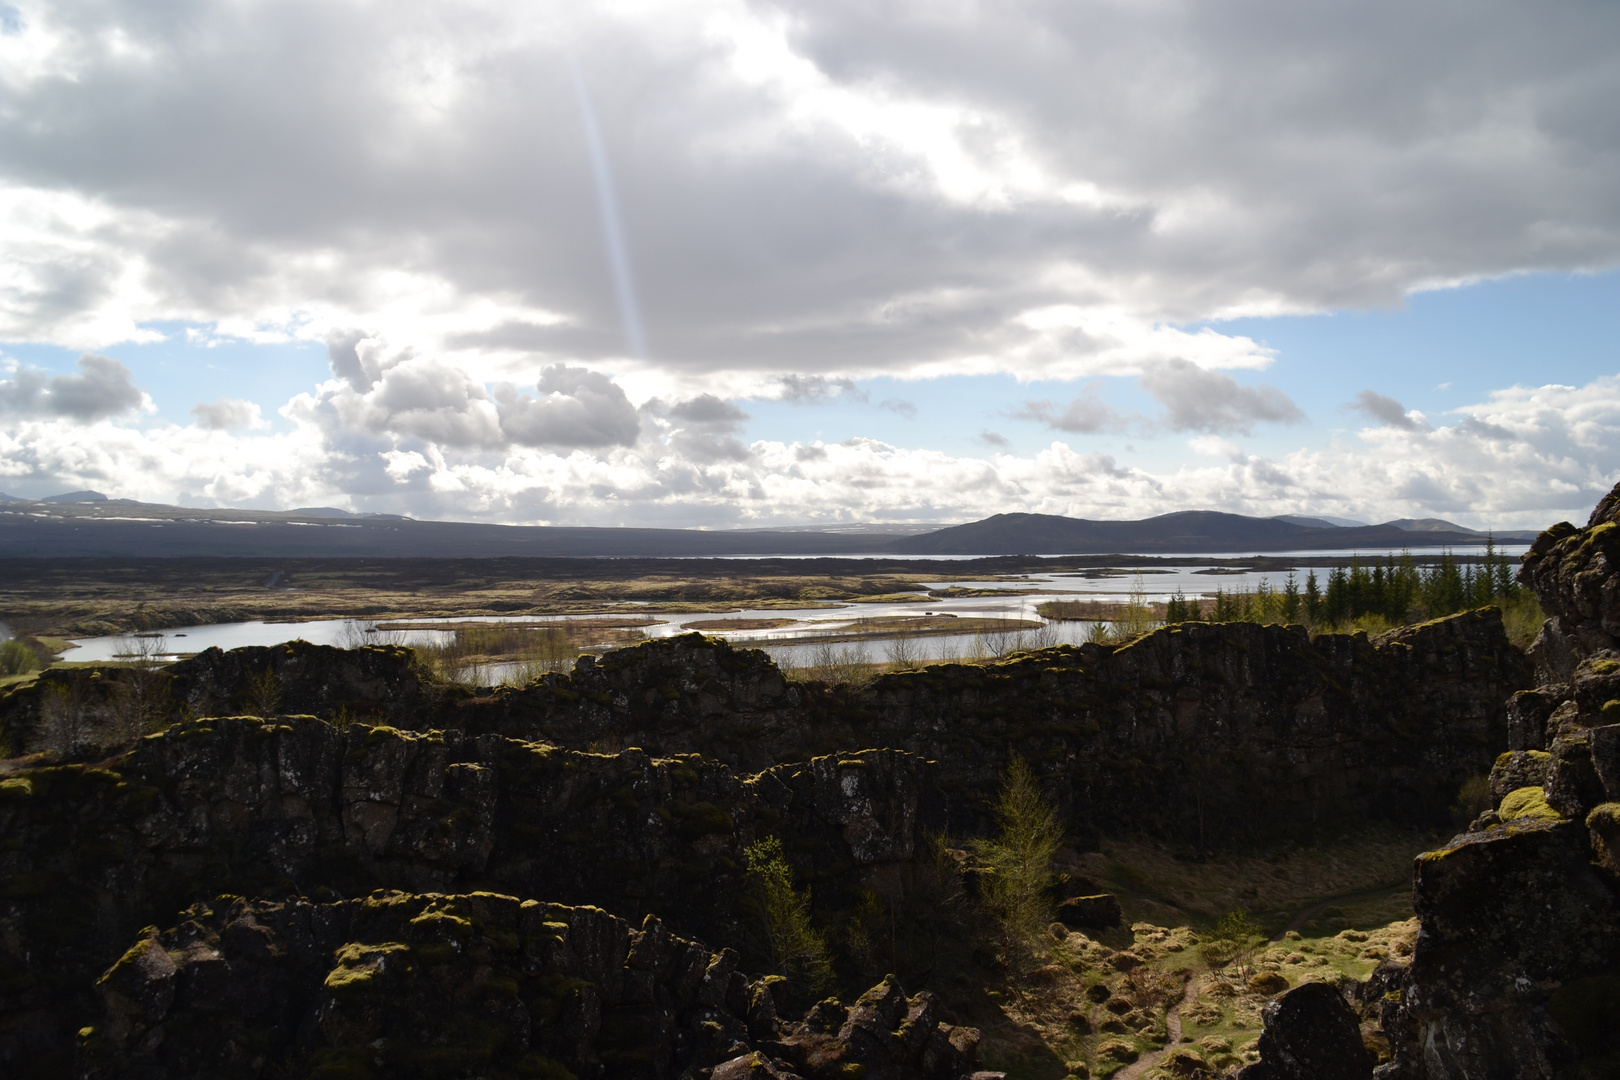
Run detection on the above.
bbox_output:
[2,369,1614,531]
[494,364,641,449]
[1189,435,1244,459]
[0,0,1612,385]
[1,1,1619,526]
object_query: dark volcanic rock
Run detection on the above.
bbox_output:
[0,640,432,757]
[78,892,982,1080]
[459,614,1527,846]
[1486,749,1549,802]
[1375,480,1620,1080]
[1235,981,1372,1080]
[165,640,433,722]
[0,615,1529,849]
[0,717,941,1076]
[1385,817,1620,1078]
[1055,894,1122,930]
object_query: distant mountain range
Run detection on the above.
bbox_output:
[0,493,1539,558]
[886,510,1536,556]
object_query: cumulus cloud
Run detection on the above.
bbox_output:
[191,398,265,430]
[1139,360,1303,435]
[7,367,1614,531]
[326,330,377,392]
[495,365,641,449]
[650,392,752,463]
[0,354,145,421]
[292,347,641,453]
[1349,390,1420,430]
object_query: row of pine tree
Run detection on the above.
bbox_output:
[1163,540,1522,629]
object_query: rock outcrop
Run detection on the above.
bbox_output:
[2,612,1531,849]
[451,616,1527,845]
[1375,481,1620,1079]
[1236,981,1374,1080]
[78,891,983,1080]
[0,717,940,1076]
[0,641,434,758]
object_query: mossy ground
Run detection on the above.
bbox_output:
[940,828,1434,1079]
[964,916,1416,1079]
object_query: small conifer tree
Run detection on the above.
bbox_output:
[744,836,834,995]
[972,757,1064,961]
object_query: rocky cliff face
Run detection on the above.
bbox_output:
[0,717,938,1076]
[477,614,1527,845]
[1367,483,1620,1079]
[77,891,982,1080]
[0,641,434,756]
[437,612,1527,846]
[2,612,1527,852]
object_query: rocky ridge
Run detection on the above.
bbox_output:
[78,890,982,1080]
[4,611,1530,849]
[0,716,945,1075]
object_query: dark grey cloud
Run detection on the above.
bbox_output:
[1349,390,1417,430]
[326,330,375,392]
[777,375,867,403]
[1139,359,1303,435]
[191,398,261,430]
[6,0,1614,375]
[1014,386,1126,434]
[494,364,640,449]
[654,393,752,462]
[666,394,749,430]
[879,398,917,419]
[978,430,1009,447]
[1457,416,1515,441]
[0,354,144,421]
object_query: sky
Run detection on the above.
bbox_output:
[1,0,1618,531]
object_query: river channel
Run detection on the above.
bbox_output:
[55,545,1525,676]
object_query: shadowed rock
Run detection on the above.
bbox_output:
[1236,982,1372,1080]
[78,892,983,1080]
[1375,480,1620,1079]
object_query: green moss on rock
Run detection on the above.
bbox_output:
[1499,786,1562,824]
